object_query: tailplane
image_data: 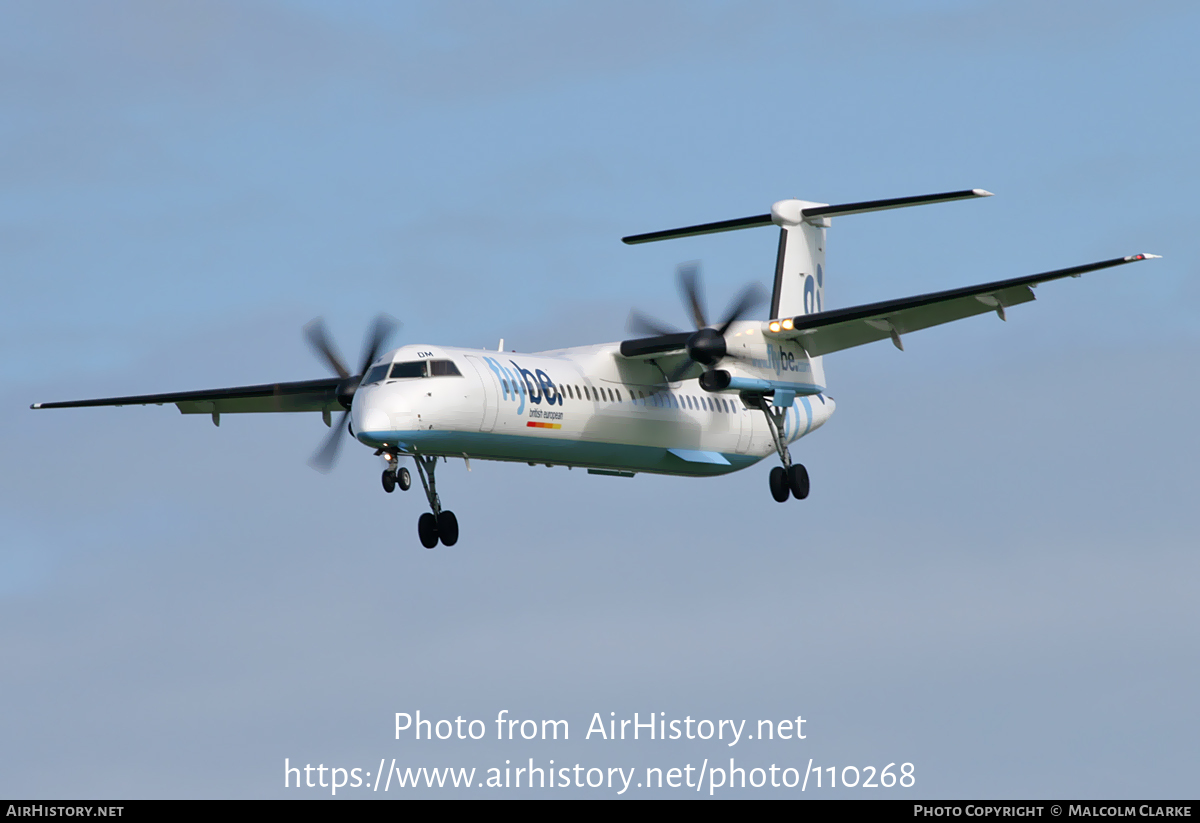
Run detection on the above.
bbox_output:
[622,188,992,320]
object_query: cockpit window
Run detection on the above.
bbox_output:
[389,361,427,379]
[376,359,461,381]
[429,359,462,377]
[363,364,390,385]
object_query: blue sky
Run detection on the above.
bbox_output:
[2,0,1197,798]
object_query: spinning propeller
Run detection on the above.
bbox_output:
[303,314,399,472]
[627,262,765,387]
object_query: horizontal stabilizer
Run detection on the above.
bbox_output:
[800,189,992,219]
[621,189,991,245]
[623,214,773,245]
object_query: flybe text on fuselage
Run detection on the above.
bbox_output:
[753,343,811,378]
[481,356,562,416]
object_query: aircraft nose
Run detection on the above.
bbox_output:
[357,407,390,434]
[351,389,392,443]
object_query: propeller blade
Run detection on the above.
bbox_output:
[716,282,767,335]
[303,318,351,380]
[677,262,708,330]
[357,314,400,377]
[666,358,696,383]
[627,309,681,338]
[309,409,350,473]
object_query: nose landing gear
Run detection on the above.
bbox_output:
[381,465,411,493]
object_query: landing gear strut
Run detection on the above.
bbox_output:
[413,454,458,548]
[751,394,810,503]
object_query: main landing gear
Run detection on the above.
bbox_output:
[379,453,456,547]
[754,395,810,503]
[412,454,458,549]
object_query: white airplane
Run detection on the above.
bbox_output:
[32,189,1159,549]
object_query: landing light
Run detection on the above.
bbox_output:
[781,318,794,330]
[769,321,782,333]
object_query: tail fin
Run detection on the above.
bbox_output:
[769,200,826,319]
[622,188,992,320]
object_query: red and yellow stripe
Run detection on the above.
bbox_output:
[526,421,562,429]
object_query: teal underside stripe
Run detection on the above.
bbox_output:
[358,429,761,476]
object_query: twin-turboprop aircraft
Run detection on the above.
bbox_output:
[32,189,1158,548]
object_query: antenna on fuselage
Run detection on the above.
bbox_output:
[497,338,504,352]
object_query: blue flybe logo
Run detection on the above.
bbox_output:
[481,357,561,416]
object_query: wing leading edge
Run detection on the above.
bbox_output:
[769,254,1160,356]
[31,377,341,417]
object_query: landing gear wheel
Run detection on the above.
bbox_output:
[418,512,439,549]
[787,464,810,500]
[437,511,459,546]
[397,466,411,491]
[381,469,396,493]
[769,466,791,502]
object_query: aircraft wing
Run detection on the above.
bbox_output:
[771,254,1159,356]
[31,377,342,417]
[612,344,699,383]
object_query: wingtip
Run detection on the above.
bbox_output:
[30,403,41,409]
[972,189,994,197]
[1126,253,1163,261]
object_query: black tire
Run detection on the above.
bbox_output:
[769,466,790,502]
[381,469,396,493]
[788,463,810,500]
[418,512,439,549]
[437,510,459,547]
[397,466,412,491]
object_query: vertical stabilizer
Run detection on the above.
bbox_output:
[769,199,828,320]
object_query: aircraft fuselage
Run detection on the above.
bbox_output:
[351,338,835,478]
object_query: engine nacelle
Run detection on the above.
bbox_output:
[699,369,731,392]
